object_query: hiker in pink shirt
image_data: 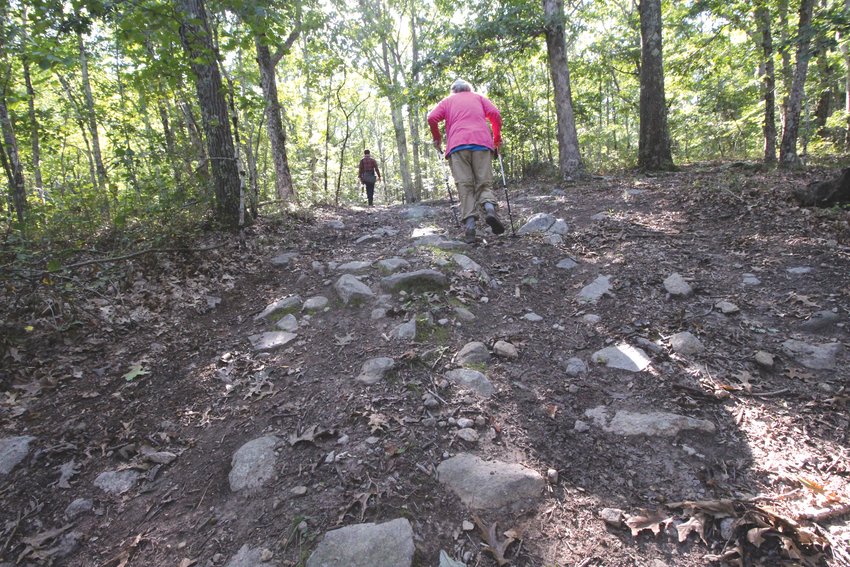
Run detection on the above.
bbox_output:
[428,79,505,243]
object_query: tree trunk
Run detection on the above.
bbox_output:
[638,0,675,171]
[255,36,296,203]
[177,0,241,227]
[542,0,585,180]
[779,0,815,167]
[409,8,424,200]
[389,101,415,203]
[0,95,26,226]
[21,6,44,203]
[756,5,777,163]
[78,32,109,202]
[845,0,850,149]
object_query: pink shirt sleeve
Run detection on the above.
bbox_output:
[427,101,446,142]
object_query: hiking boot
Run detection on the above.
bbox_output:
[485,211,505,235]
[464,226,476,243]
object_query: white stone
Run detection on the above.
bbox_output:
[275,314,298,332]
[254,296,302,320]
[356,357,396,385]
[248,331,297,352]
[456,428,479,442]
[578,276,613,304]
[663,273,693,297]
[333,274,375,305]
[306,519,415,567]
[444,369,495,398]
[437,453,544,511]
[592,343,651,372]
[493,340,518,359]
[229,436,280,492]
[754,351,774,368]
[302,296,329,311]
[715,301,739,314]
[94,470,140,495]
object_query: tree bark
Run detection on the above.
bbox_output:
[756,5,777,163]
[255,32,298,204]
[409,8,424,200]
[542,0,585,180]
[779,0,815,167]
[21,6,44,202]
[176,0,241,227]
[78,32,109,200]
[638,0,675,171]
[0,95,26,226]
[845,0,850,149]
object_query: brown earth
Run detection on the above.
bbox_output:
[1,163,849,567]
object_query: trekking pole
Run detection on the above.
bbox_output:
[437,149,460,226]
[497,152,517,237]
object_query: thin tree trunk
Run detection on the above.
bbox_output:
[323,75,332,199]
[779,0,815,167]
[0,95,26,226]
[845,0,850,149]
[409,8,423,200]
[177,0,241,227]
[55,73,98,195]
[255,33,298,204]
[638,0,675,170]
[543,0,585,179]
[756,5,777,163]
[21,6,44,203]
[78,32,109,201]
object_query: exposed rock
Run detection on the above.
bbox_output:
[403,205,438,219]
[715,301,739,314]
[380,269,449,293]
[493,340,519,359]
[64,498,94,519]
[586,407,716,437]
[742,273,761,286]
[389,319,417,341]
[522,312,543,322]
[456,428,479,442]
[356,357,396,385]
[592,344,651,372]
[548,219,570,235]
[412,235,468,251]
[781,340,841,370]
[271,252,298,266]
[303,296,329,311]
[324,219,346,230]
[276,314,298,332]
[229,436,280,492]
[563,357,587,376]
[556,258,578,270]
[376,258,410,273]
[248,331,297,352]
[544,234,563,246]
[333,274,375,305]
[578,275,614,304]
[669,331,705,356]
[517,213,556,235]
[0,435,35,475]
[444,369,496,398]
[582,314,601,324]
[800,310,840,333]
[94,470,140,495]
[337,261,372,273]
[754,351,774,368]
[453,307,476,322]
[225,545,275,567]
[787,266,813,275]
[663,273,693,297]
[255,295,303,320]
[306,518,415,567]
[437,453,544,511]
[456,342,490,365]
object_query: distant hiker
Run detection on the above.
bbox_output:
[427,79,504,243]
[358,150,382,207]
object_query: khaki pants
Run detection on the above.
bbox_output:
[448,149,498,221]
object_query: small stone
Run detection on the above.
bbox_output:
[456,418,474,429]
[669,331,705,356]
[462,520,475,532]
[573,420,590,433]
[663,273,693,297]
[600,507,624,526]
[493,340,519,359]
[64,498,94,519]
[276,314,298,332]
[754,351,774,368]
[582,314,601,324]
[302,296,329,311]
[456,428,479,442]
[715,301,739,314]
[423,395,439,409]
[291,486,308,496]
[456,342,491,365]
[474,416,486,427]
[454,307,476,322]
[337,435,350,445]
[787,266,813,274]
[522,312,543,322]
[742,273,761,286]
[547,469,558,483]
[556,258,578,270]
[563,357,587,377]
[720,517,736,540]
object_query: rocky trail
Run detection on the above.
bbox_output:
[1,165,849,566]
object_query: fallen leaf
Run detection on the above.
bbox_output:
[334,332,354,346]
[785,368,816,381]
[289,424,327,446]
[747,526,772,547]
[624,510,670,536]
[367,413,389,434]
[676,514,707,543]
[123,364,150,382]
[473,515,517,566]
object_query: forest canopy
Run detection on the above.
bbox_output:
[2,0,850,240]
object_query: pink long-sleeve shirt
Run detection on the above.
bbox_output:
[427,91,502,155]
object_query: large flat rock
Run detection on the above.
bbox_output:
[306,518,414,567]
[229,436,280,492]
[437,453,544,511]
[380,270,449,293]
[0,436,35,475]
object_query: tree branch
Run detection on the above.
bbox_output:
[49,244,226,272]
